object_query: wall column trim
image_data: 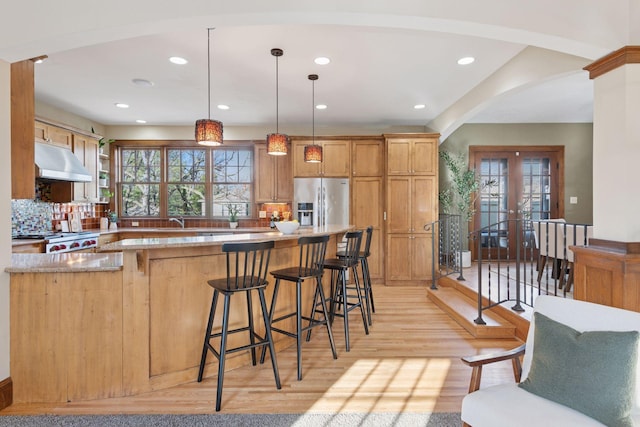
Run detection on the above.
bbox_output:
[584,46,640,79]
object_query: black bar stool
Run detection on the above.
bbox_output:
[197,240,280,412]
[322,230,369,352]
[337,226,375,325]
[260,234,337,380]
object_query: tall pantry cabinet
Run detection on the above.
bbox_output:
[350,138,385,283]
[384,134,439,286]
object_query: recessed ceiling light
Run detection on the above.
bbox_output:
[314,57,330,65]
[132,78,154,87]
[169,56,188,65]
[217,104,230,110]
[115,103,129,109]
[457,56,475,65]
[414,104,426,109]
[135,119,147,124]
[316,104,327,110]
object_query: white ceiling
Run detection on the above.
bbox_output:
[32,24,593,134]
[5,0,631,139]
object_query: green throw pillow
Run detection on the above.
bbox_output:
[519,312,639,427]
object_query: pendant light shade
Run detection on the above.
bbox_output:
[267,48,288,155]
[304,74,322,163]
[266,132,288,155]
[195,28,223,146]
[303,144,323,162]
[195,119,223,146]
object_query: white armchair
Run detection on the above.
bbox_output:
[461,296,640,427]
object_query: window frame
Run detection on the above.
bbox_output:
[114,140,256,219]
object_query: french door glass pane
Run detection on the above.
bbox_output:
[521,157,551,221]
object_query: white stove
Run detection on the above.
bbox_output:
[44,232,100,254]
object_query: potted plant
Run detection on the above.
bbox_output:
[439,150,496,267]
[106,209,118,230]
[228,204,240,229]
[99,171,108,187]
[91,127,115,154]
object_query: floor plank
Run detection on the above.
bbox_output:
[0,284,522,415]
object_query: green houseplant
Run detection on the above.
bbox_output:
[228,205,240,228]
[440,151,483,222]
[439,150,496,267]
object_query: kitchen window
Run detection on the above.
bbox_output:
[118,145,253,218]
[121,148,161,217]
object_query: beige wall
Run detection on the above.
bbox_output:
[441,123,593,225]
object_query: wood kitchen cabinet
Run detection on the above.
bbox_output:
[72,133,99,201]
[384,133,439,286]
[292,139,350,177]
[386,234,433,284]
[254,143,293,203]
[352,138,383,177]
[386,135,438,176]
[351,176,384,282]
[386,176,437,234]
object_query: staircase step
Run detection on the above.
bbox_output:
[427,285,516,339]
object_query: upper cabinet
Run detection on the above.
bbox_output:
[254,143,293,203]
[292,139,351,177]
[352,139,383,177]
[386,135,438,176]
[72,133,100,202]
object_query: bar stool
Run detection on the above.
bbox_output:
[260,234,337,380]
[197,240,280,412]
[337,226,375,325]
[323,230,369,352]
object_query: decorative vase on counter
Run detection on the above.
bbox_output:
[229,222,238,229]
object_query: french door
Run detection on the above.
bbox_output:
[469,146,564,260]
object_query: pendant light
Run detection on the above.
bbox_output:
[195,28,223,146]
[266,48,289,155]
[303,74,322,163]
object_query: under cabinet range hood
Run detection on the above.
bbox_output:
[34,142,92,182]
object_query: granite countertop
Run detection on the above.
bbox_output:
[99,225,351,252]
[7,225,351,273]
[7,252,123,273]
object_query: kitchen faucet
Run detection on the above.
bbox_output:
[169,217,185,228]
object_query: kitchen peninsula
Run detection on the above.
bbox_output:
[6,225,350,403]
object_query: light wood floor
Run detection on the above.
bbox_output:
[1,284,522,415]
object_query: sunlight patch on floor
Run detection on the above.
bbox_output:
[306,357,451,413]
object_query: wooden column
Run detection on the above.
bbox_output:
[10,59,35,199]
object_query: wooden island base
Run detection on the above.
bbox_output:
[9,229,345,403]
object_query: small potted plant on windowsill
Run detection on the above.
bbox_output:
[228,205,240,229]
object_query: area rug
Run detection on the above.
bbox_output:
[0,412,461,426]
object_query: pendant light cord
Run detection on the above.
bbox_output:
[275,53,279,133]
[311,77,315,144]
[207,28,212,120]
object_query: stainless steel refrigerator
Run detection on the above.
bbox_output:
[293,178,349,227]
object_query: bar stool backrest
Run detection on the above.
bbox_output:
[221,240,274,290]
[297,234,330,277]
[342,230,363,267]
[362,226,373,257]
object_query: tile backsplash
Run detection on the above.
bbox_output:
[12,199,107,237]
[11,199,54,236]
